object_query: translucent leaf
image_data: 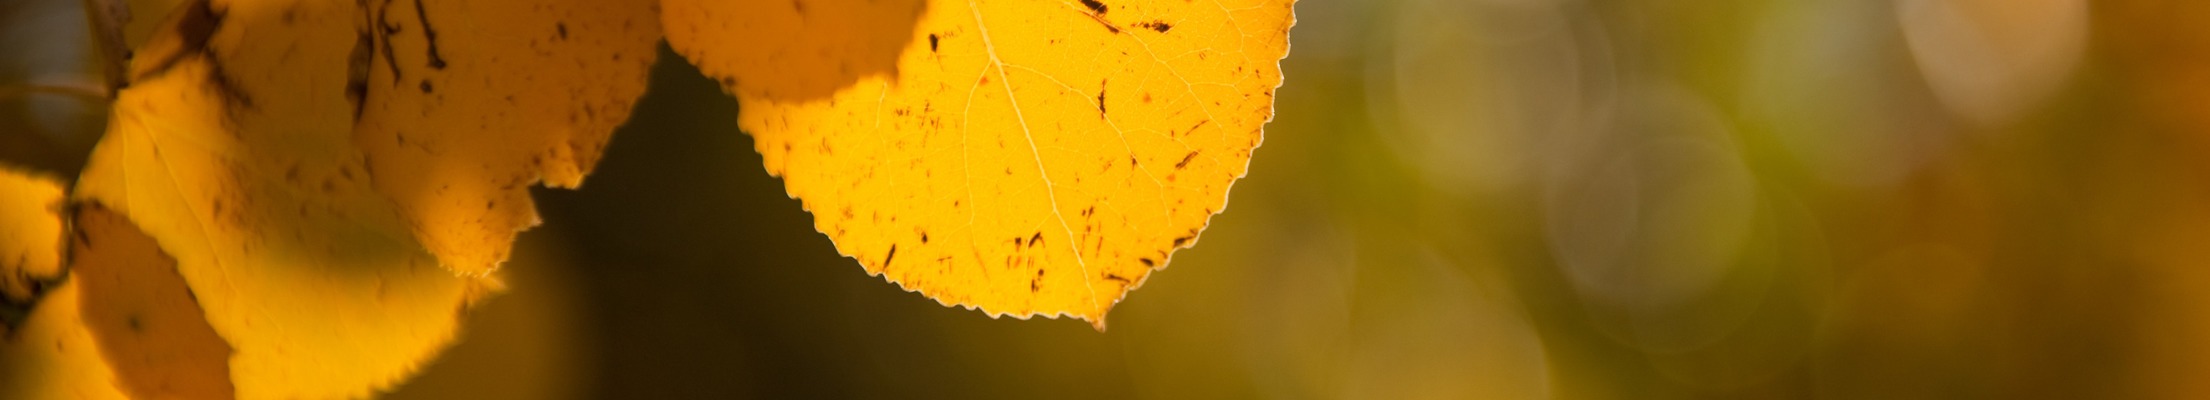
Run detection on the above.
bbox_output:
[0,282,131,400]
[355,0,662,276]
[74,1,498,397]
[0,165,65,303]
[675,0,1297,328]
[72,204,235,400]
[664,0,924,102]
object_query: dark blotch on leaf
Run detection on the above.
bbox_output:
[1081,0,1107,14]
[412,0,448,69]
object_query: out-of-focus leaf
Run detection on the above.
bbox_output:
[74,1,499,397]
[121,0,189,49]
[664,0,924,102]
[0,282,130,400]
[0,165,64,303]
[676,0,1296,328]
[72,204,234,400]
[354,0,661,276]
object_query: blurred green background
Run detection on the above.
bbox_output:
[13,0,2210,398]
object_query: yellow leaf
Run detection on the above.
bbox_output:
[72,203,235,400]
[75,1,498,397]
[674,0,1296,327]
[0,165,65,303]
[354,0,662,276]
[664,0,925,102]
[0,282,131,400]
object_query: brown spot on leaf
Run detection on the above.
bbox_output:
[1096,84,1108,118]
[1175,151,1199,169]
[412,0,448,69]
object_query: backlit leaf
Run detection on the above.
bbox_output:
[0,282,131,400]
[74,1,498,397]
[676,0,1296,327]
[0,165,65,303]
[664,0,925,102]
[72,204,235,400]
[355,0,662,276]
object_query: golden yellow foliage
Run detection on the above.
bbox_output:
[664,0,924,102]
[0,165,65,303]
[73,0,500,397]
[4,0,1295,395]
[678,0,1296,327]
[72,204,235,400]
[0,282,131,400]
[354,0,662,276]
[11,0,662,394]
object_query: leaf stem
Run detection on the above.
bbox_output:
[78,0,131,95]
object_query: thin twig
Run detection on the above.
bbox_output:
[0,81,110,103]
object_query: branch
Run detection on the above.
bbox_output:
[0,81,110,103]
